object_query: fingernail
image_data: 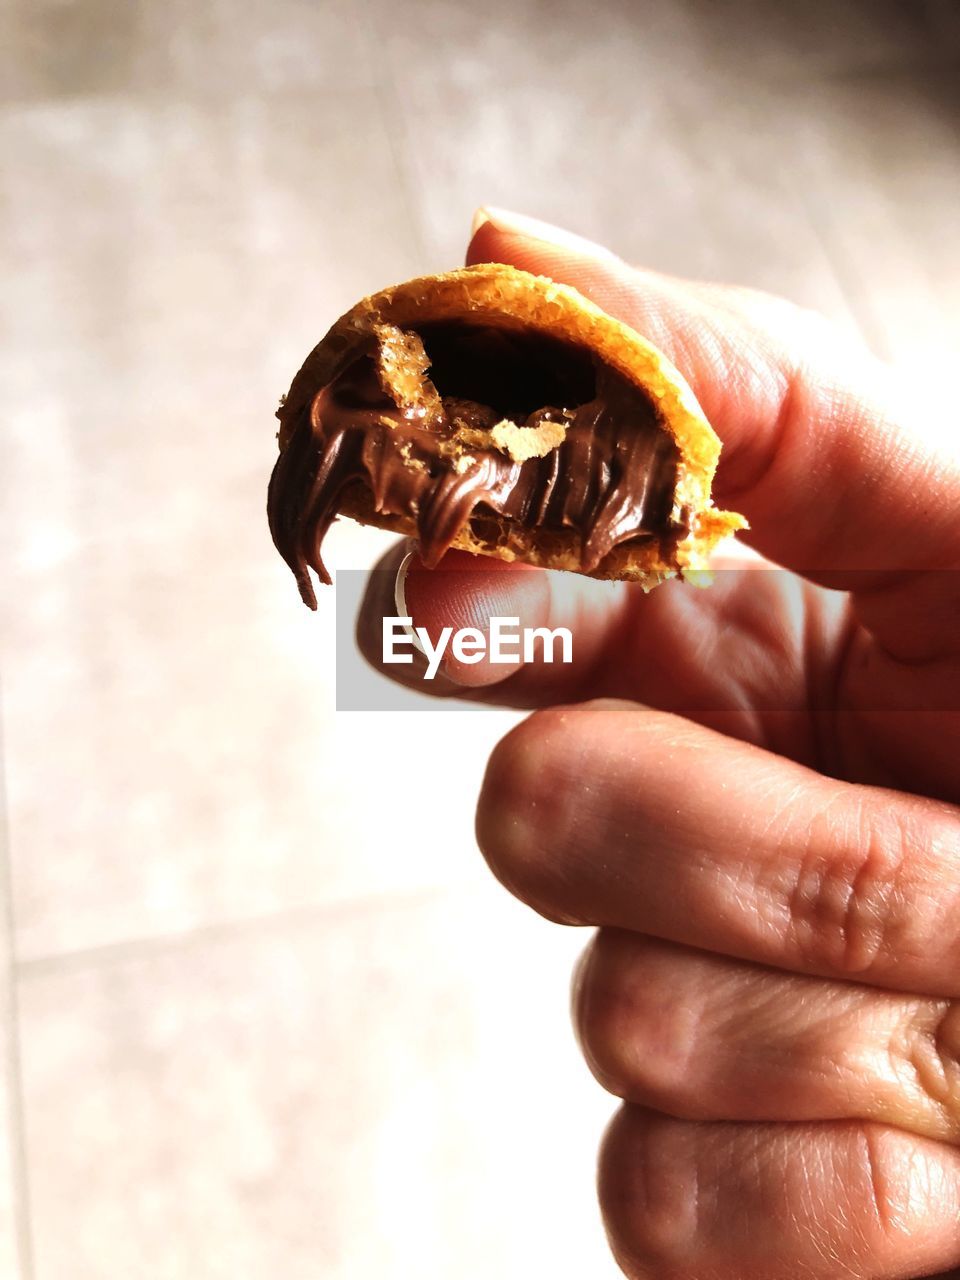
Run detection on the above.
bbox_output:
[470,206,492,238]
[470,206,619,261]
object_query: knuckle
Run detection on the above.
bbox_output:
[787,793,912,977]
[598,1107,700,1277]
[900,1001,960,1139]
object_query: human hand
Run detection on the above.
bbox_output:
[357,209,960,1278]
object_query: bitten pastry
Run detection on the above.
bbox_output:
[267,264,745,609]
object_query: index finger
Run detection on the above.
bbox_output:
[468,211,960,596]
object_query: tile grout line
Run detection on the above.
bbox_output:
[0,681,35,1280]
[15,878,470,982]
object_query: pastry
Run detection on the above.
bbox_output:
[268,264,746,609]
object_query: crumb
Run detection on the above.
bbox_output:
[490,416,567,462]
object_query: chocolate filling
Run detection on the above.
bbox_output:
[268,322,682,609]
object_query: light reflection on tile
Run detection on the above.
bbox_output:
[3,501,518,958]
[20,884,621,1280]
[0,728,25,1278]
[0,83,488,962]
[0,956,24,1276]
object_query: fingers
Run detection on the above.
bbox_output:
[598,1106,960,1280]
[574,930,960,1145]
[467,210,960,659]
[475,701,960,994]
[355,213,960,718]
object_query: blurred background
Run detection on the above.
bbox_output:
[1,0,959,1276]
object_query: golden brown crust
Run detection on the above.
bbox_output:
[276,264,746,582]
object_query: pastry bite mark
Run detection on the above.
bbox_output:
[268,265,746,609]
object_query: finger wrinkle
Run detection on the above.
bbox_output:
[862,1125,896,1238]
[713,353,803,513]
[783,788,910,979]
[857,1124,960,1260]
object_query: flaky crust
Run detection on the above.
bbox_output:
[276,264,745,583]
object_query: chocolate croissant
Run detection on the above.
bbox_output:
[268,264,745,609]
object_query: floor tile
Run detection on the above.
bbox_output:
[0,996,24,1279]
[786,67,960,390]
[374,1,856,325]
[19,883,621,1280]
[2,476,517,958]
[677,0,938,78]
[0,89,426,433]
[0,0,376,103]
[920,0,960,50]
[0,745,26,1279]
[0,89,513,962]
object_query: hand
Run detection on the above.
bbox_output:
[357,209,960,1278]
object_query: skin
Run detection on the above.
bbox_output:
[355,209,960,1278]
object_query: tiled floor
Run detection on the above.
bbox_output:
[18,884,612,1280]
[1,0,958,1276]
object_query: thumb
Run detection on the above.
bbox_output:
[355,543,634,701]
